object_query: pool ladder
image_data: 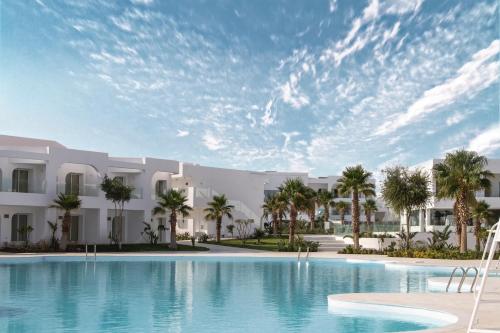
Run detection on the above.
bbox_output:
[446,266,479,293]
[85,243,97,260]
[297,247,310,263]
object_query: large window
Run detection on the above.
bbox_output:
[11,214,28,242]
[158,218,166,242]
[69,215,79,242]
[156,180,167,196]
[12,169,29,193]
[65,173,82,196]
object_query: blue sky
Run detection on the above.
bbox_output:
[1,0,499,176]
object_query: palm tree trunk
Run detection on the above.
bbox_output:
[272,213,278,235]
[216,217,222,243]
[352,191,360,250]
[60,211,71,251]
[278,215,283,236]
[289,206,297,245]
[324,204,329,229]
[170,211,177,250]
[406,211,411,250]
[457,192,468,253]
[118,204,124,251]
[474,217,481,252]
[340,211,345,225]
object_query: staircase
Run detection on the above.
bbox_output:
[303,235,347,252]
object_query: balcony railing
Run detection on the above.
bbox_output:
[331,222,401,235]
[0,179,46,194]
[56,183,100,197]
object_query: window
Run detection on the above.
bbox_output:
[156,180,167,196]
[158,218,166,242]
[12,169,29,193]
[11,214,28,242]
[113,176,125,185]
[69,216,79,242]
[65,173,82,195]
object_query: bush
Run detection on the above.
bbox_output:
[176,232,191,241]
[197,234,209,243]
[387,248,496,260]
[253,228,266,243]
[339,245,384,255]
[276,235,320,252]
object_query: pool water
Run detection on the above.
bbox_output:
[0,257,451,333]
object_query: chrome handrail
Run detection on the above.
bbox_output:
[446,266,466,292]
[305,247,310,262]
[297,247,302,262]
[459,267,479,293]
[94,244,97,259]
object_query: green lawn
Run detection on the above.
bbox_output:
[207,237,287,251]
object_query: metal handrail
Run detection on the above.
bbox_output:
[305,247,310,262]
[85,243,88,258]
[94,244,97,259]
[446,266,466,292]
[297,247,302,262]
[459,267,479,293]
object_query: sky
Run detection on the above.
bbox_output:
[1,0,499,176]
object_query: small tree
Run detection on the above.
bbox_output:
[317,189,334,229]
[100,175,133,250]
[278,178,308,245]
[381,166,431,250]
[47,221,58,250]
[204,194,234,243]
[337,165,376,250]
[335,201,349,225]
[18,225,33,248]
[472,200,491,252]
[434,150,492,253]
[153,189,192,250]
[362,199,378,233]
[226,224,235,238]
[141,222,159,244]
[254,228,265,244]
[50,193,81,251]
[235,219,252,244]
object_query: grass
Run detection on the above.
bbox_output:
[207,236,287,251]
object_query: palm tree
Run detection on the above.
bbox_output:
[362,199,378,232]
[317,189,334,229]
[472,200,491,252]
[434,150,492,253]
[337,165,376,250]
[275,192,288,234]
[335,201,349,225]
[278,178,308,245]
[381,166,431,250]
[204,194,234,243]
[50,193,81,251]
[153,189,192,249]
[304,187,318,230]
[262,194,279,235]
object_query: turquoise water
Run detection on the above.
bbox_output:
[0,257,451,333]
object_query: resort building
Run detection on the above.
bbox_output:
[1,135,393,246]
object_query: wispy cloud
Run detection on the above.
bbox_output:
[176,130,189,137]
[467,123,500,155]
[202,131,225,151]
[375,39,500,135]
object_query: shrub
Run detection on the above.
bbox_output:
[176,232,191,241]
[276,235,319,252]
[197,234,209,243]
[253,228,266,243]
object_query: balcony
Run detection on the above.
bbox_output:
[0,178,46,194]
[56,183,100,197]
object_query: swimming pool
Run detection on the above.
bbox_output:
[0,256,453,333]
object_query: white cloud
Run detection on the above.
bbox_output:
[383,0,423,15]
[280,73,310,108]
[131,0,154,5]
[445,113,466,126]
[176,130,189,137]
[467,123,500,155]
[261,98,275,126]
[375,40,500,135]
[202,131,225,151]
[329,0,337,13]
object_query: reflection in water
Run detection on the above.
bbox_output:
[0,258,448,333]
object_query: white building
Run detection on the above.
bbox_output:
[407,159,500,238]
[0,135,397,247]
